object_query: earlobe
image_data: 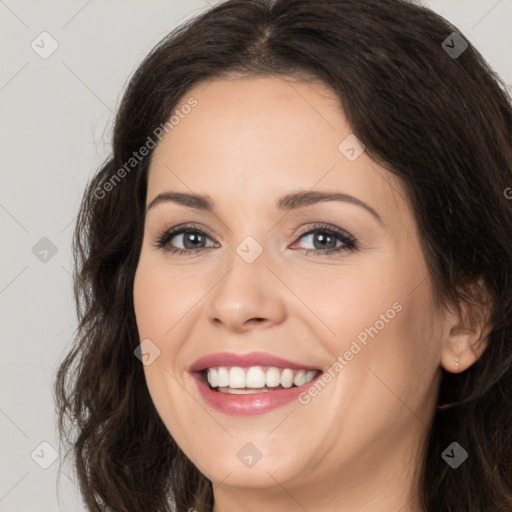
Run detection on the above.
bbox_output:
[440,327,488,373]
[440,294,492,374]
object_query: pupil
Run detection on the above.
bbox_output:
[184,230,204,249]
[315,232,336,250]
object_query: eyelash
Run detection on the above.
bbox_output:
[153,222,358,257]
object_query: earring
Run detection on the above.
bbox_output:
[454,356,459,370]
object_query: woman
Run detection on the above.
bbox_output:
[54,0,512,510]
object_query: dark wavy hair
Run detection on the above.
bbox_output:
[54,0,512,510]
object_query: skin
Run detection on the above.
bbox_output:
[133,75,488,512]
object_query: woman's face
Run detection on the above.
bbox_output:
[133,75,446,503]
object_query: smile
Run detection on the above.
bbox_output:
[188,352,323,415]
[203,366,320,393]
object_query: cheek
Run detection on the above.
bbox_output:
[311,257,441,389]
[133,255,203,403]
[291,260,403,353]
[133,260,196,445]
[133,255,199,339]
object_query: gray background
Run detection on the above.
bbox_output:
[1,1,511,510]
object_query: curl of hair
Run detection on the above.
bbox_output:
[55,0,512,510]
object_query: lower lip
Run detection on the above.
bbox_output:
[190,371,322,416]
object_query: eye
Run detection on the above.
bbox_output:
[291,223,357,255]
[154,224,218,255]
[153,222,357,256]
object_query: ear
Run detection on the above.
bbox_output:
[440,279,493,374]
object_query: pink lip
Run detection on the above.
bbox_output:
[190,371,322,416]
[188,351,321,373]
[187,351,323,416]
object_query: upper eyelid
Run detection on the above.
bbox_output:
[160,223,350,237]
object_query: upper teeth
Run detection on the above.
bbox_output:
[206,366,318,389]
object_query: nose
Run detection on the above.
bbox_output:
[206,251,287,333]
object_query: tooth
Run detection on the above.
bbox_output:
[217,367,229,387]
[210,366,319,390]
[207,368,218,388]
[246,366,266,388]
[281,368,294,388]
[265,367,281,387]
[219,388,270,394]
[293,369,306,387]
[305,370,317,383]
[228,367,246,388]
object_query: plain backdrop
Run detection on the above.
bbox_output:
[1,0,511,510]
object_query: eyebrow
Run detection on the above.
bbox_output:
[146,190,382,224]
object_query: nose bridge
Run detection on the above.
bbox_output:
[234,233,265,265]
[206,229,286,330]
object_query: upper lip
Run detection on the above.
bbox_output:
[188,351,322,373]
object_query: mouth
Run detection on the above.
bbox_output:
[200,366,321,394]
[188,352,323,415]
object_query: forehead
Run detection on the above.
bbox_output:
[147,75,407,223]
